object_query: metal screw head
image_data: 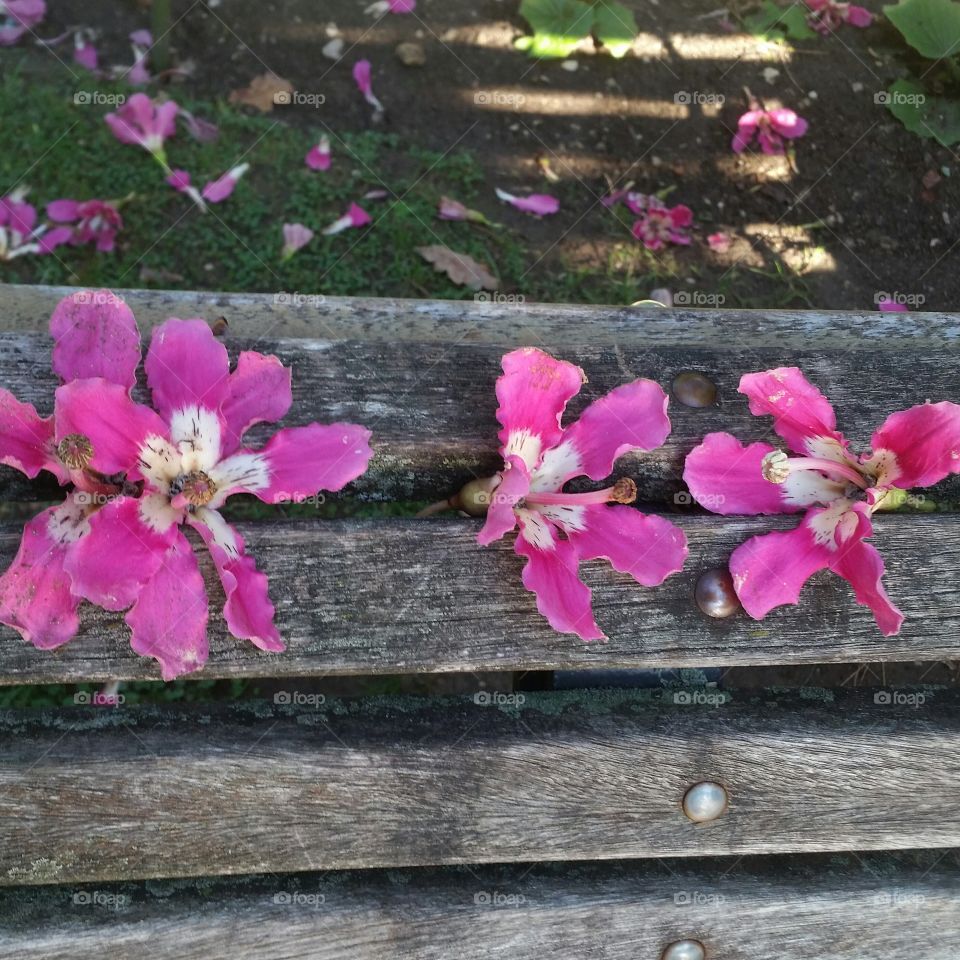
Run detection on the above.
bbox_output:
[695,568,740,619]
[661,940,706,960]
[683,782,729,823]
[672,371,717,408]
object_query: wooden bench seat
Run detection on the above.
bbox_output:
[0,284,957,958]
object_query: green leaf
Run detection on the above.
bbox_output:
[592,0,638,58]
[518,0,594,57]
[744,0,816,40]
[885,0,960,60]
[885,77,960,145]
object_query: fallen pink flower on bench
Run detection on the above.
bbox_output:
[683,367,960,635]
[472,348,688,639]
[0,291,374,679]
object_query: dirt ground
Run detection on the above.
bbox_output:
[28,0,959,309]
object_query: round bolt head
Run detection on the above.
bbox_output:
[683,782,728,823]
[695,568,741,619]
[661,940,706,960]
[672,371,717,408]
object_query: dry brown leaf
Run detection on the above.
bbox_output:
[416,245,498,291]
[228,72,293,113]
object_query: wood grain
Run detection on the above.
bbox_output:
[2,689,959,885]
[4,288,960,504]
[1,852,957,959]
[0,513,956,684]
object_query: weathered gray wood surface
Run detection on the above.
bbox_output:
[1,853,957,959]
[0,513,957,683]
[2,689,959,885]
[4,285,960,504]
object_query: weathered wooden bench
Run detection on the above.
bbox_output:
[1,284,958,958]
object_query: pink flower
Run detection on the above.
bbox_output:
[121,28,152,85]
[165,169,208,213]
[305,135,332,171]
[201,163,250,203]
[495,188,559,217]
[732,107,808,155]
[707,231,731,253]
[877,295,909,312]
[105,93,179,166]
[282,222,314,259]
[0,191,68,259]
[1,291,375,679]
[0,291,138,650]
[47,198,124,252]
[353,59,384,114]
[180,110,220,143]
[438,195,489,224]
[806,0,873,33]
[630,196,693,250]
[683,367,960,636]
[0,0,45,46]
[322,202,372,236]
[73,33,98,71]
[475,348,687,639]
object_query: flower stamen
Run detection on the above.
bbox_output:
[170,470,217,509]
[761,450,868,489]
[526,477,637,507]
[57,434,94,470]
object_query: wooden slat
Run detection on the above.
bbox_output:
[1,853,957,959]
[4,287,960,504]
[2,689,959,885]
[0,513,957,684]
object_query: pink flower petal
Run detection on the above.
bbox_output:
[730,511,837,619]
[739,367,846,458]
[477,455,529,546]
[49,290,141,391]
[38,226,74,254]
[846,4,873,26]
[129,28,152,46]
[556,379,671,482]
[868,401,960,489]
[353,59,373,96]
[145,318,230,422]
[125,530,209,679]
[190,509,283,651]
[0,504,80,649]
[683,432,799,515]
[46,199,80,222]
[213,423,374,504]
[830,536,902,635]
[219,351,293,457]
[64,497,177,611]
[515,512,604,640]
[322,203,372,235]
[495,188,559,216]
[0,388,65,480]
[166,169,192,191]
[568,505,687,587]
[55,378,169,477]
[201,163,249,203]
[768,108,809,139]
[282,222,314,257]
[707,231,731,252]
[877,297,908,312]
[495,348,584,471]
[73,38,98,71]
[732,109,761,152]
[305,136,332,171]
